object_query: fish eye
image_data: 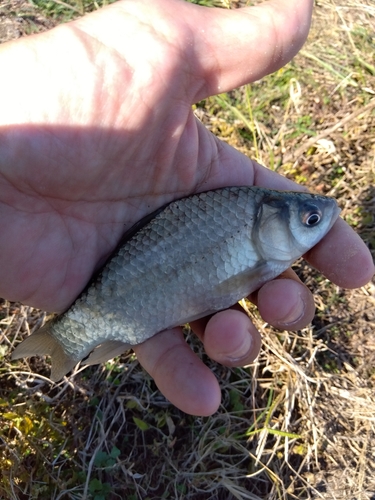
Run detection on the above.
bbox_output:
[302,209,322,226]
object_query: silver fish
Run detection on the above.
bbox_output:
[12,186,340,381]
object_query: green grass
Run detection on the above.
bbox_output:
[30,0,117,17]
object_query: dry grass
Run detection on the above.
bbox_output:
[0,0,374,499]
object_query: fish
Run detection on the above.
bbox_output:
[12,186,340,381]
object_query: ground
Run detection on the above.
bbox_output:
[0,0,374,499]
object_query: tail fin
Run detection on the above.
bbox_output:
[11,323,78,382]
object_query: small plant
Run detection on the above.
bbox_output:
[94,446,121,468]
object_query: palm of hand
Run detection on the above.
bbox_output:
[0,2,236,311]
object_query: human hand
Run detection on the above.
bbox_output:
[1,0,373,415]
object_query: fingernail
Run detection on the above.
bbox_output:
[279,293,305,326]
[226,331,253,362]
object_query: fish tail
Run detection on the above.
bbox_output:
[11,323,78,382]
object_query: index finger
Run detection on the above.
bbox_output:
[304,216,374,289]
[251,160,374,288]
[206,148,374,289]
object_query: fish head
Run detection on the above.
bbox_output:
[254,190,341,263]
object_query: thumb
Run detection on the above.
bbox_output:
[186,0,313,101]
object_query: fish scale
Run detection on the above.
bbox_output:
[12,186,340,381]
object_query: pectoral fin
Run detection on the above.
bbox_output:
[214,260,278,298]
[11,324,78,382]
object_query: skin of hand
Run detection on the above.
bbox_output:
[0,0,373,416]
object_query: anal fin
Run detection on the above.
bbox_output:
[82,340,132,366]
